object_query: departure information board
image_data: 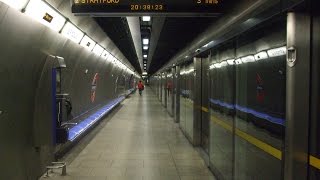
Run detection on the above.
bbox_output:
[71,0,226,16]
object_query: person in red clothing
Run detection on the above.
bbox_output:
[137,80,144,96]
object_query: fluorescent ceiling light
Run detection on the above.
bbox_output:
[93,44,104,56]
[227,59,235,65]
[143,38,149,45]
[241,55,255,63]
[267,46,287,57]
[142,16,151,21]
[101,50,110,59]
[1,0,29,10]
[143,54,148,58]
[254,51,268,61]
[209,64,215,69]
[203,41,214,48]
[235,58,242,65]
[186,69,194,74]
[25,0,66,32]
[61,22,84,44]
[144,64,147,66]
[107,55,115,62]
[214,63,221,68]
[80,35,96,51]
[220,61,228,67]
[142,72,148,75]
[143,46,149,50]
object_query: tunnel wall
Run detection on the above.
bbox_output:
[0,3,135,180]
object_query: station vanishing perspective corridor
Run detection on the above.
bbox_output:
[43,88,215,180]
[1,0,319,179]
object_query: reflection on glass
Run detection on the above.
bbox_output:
[167,72,173,116]
[209,59,234,180]
[208,48,285,180]
[234,55,285,180]
[185,62,194,141]
[180,65,186,133]
[162,74,166,106]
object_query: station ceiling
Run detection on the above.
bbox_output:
[148,17,217,74]
[95,17,218,75]
[94,0,239,75]
[95,17,141,73]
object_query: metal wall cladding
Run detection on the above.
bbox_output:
[0,4,133,180]
[45,0,133,68]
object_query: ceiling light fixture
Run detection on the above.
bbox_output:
[254,51,268,60]
[203,41,214,48]
[142,16,151,22]
[227,59,235,65]
[267,46,287,57]
[241,55,255,63]
[235,58,242,64]
[143,38,149,45]
[144,54,148,58]
[143,46,148,50]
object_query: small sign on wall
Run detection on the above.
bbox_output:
[25,0,66,32]
[80,35,96,51]
[43,12,53,23]
[61,22,84,44]
[91,73,99,103]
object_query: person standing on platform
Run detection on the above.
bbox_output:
[137,80,144,96]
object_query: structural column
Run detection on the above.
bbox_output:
[284,11,311,180]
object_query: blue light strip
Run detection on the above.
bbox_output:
[209,98,285,126]
[127,88,135,95]
[68,96,125,141]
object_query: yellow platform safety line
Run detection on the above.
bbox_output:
[201,107,209,112]
[180,103,320,169]
[210,116,281,160]
[235,128,282,160]
[310,156,320,170]
[204,107,320,169]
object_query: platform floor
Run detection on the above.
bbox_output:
[42,88,216,180]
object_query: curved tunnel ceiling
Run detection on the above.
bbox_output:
[94,17,218,75]
[95,17,142,74]
[148,17,217,75]
[93,3,241,76]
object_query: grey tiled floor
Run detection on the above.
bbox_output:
[41,88,216,180]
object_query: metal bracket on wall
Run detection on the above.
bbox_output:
[45,162,67,177]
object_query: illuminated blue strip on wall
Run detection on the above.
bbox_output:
[209,98,285,126]
[68,96,125,141]
[127,88,135,95]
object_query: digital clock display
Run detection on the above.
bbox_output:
[71,0,226,16]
